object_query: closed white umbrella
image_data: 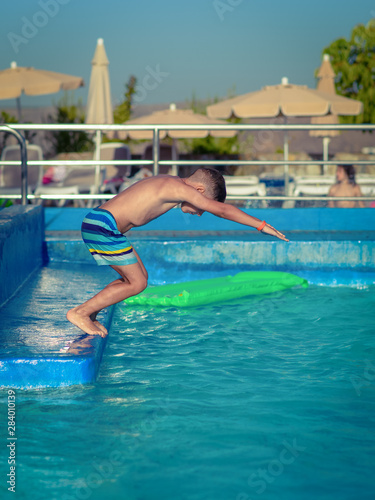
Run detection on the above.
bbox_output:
[85,38,113,125]
[310,54,340,174]
[85,38,113,189]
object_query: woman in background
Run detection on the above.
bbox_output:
[328,164,365,208]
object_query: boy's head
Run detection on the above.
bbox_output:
[187,167,226,202]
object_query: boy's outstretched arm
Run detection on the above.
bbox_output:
[207,200,289,242]
[174,183,289,241]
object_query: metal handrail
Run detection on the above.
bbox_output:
[0,126,28,204]
[7,123,375,130]
[1,194,374,203]
[1,122,375,204]
[1,160,375,166]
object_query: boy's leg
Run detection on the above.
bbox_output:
[89,276,129,335]
[88,246,148,334]
[131,246,148,280]
[67,261,147,337]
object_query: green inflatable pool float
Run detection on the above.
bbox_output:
[123,271,308,308]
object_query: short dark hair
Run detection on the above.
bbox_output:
[189,167,226,202]
[338,164,356,185]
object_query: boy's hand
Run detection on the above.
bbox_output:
[261,223,289,242]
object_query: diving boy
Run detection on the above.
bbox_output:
[67,168,288,337]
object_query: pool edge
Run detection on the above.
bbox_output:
[0,305,114,390]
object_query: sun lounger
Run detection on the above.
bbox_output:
[224,175,267,207]
[99,143,132,193]
[0,144,44,197]
[356,174,375,196]
[287,175,375,207]
[35,162,105,207]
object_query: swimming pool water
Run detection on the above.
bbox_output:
[1,284,374,500]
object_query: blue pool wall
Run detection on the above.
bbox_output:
[45,207,375,274]
[0,205,44,307]
[45,206,374,232]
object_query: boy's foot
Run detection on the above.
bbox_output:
[90,312,108,336]
[93,320,108,336]
[67,307,108,338]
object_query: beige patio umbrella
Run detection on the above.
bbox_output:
[113,103,236,140]
[0,61,84,120]
[310,54,340,174]
[85,38,113,189]
[207,77,362,192]
[207,77,362,119]
[110,103,236,174]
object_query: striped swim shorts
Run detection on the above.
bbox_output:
[81,207,138,266]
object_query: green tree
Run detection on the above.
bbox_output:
[323,18,375,123]
[47,93,93,154]
[114,75,137,123]
[185,134,240,156]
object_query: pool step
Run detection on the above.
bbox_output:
[0,263,117,389]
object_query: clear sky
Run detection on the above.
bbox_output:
[1,0,374,110]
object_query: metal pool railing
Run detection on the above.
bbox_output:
[0,125,28,204]
[1,122,375,205]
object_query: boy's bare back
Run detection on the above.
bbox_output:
[101,175,190,233]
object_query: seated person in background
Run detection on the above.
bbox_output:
[328,164,365,208]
